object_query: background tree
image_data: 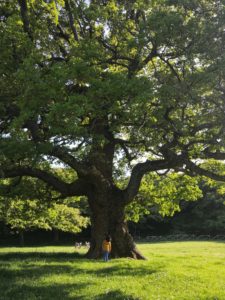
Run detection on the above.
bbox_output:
[0,197,89,246]
[171,161,225,235]
[48,203,89,242]
[0,175,89,245]
[170,187,225,236]
[1,198,51,246]
[0,0,225,258]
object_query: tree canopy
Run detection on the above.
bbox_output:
[1,0,225,258]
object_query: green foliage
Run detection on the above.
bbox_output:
[48,203,89,234]
[0,174,89,234]
[0,196,89,234]
[4,198,51,231]
[199,160,225,192]
[126,173,202,222]
[1,0,225,167]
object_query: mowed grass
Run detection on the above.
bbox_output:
[0,242,225,300]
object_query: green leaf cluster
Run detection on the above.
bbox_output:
[126,172,202,222]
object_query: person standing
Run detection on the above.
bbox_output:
[102,235,112,262]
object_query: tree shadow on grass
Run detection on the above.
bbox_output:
[0,251,163,279]
[0,263,89,300]
[0,264,149,300]
[85,264,160,277]
[0,264,74,280]
[0,251,84,261]
[1,282,88,300]
[0,252,162,300]
[93,290,140,300]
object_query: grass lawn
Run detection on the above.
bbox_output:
[0,241,225,300]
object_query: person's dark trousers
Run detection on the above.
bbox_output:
[103,251,109,261]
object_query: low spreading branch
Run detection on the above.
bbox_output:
[0,166,87,197]
[185,160,225,182]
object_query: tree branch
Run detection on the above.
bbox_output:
[159,55,181,82]
[141,43,157,67]
[23,119,89,176]
[185,160,225,182]
[114,139,135,162]
[64,0,79,42]
[190,122,218,135]
[203,149,225,160]
[56,24,70,43]
[123,158,183,203]
[17,0,32,39]
[0,166,87,197]
[49,145,89,176]
[98,38,133,62]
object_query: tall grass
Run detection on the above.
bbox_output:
[0,241,224,300]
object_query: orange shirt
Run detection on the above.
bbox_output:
[102,240,111,252]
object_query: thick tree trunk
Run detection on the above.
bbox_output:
[86,191,146,260]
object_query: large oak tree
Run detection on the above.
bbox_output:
[0,0,225,258]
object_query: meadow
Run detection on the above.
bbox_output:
[0,241,224,300]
